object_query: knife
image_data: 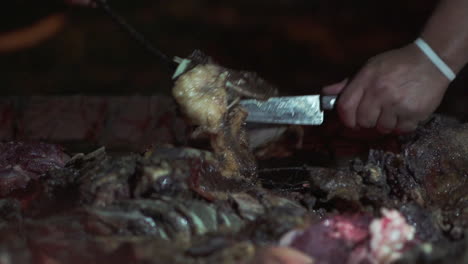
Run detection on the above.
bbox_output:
[239,95,337,125]
[92,1,335,126]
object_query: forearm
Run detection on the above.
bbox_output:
[421,0,468,73]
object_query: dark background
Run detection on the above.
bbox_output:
[0,0,467,119]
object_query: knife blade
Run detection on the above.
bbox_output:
[239,95,337,125]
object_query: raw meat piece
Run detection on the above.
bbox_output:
[0,142,69,196]
[280,209,416,264]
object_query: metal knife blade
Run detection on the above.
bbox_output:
[239,95,336,125]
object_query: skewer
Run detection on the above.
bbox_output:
[92,0,178,72]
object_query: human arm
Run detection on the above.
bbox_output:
[421,0,468,73]
[322,0,468,133]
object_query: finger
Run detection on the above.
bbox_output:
[322,78,348,95]
[395,119,418,134]
[336,69,372,128]
[356,91,382,128]
[376,110,398,134]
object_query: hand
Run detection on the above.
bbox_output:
[322,44,451,134]
[65,0,98,7]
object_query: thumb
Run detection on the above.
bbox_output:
[322,78,348,95]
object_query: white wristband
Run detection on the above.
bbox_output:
[414,38,456,81]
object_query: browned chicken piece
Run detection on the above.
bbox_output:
[172,51,278,180]
[173,64,229,134]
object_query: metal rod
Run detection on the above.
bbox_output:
[92,0,178,71]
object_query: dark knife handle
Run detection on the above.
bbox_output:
[321,95,337,110]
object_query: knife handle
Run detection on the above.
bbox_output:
[321,95,337,110]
